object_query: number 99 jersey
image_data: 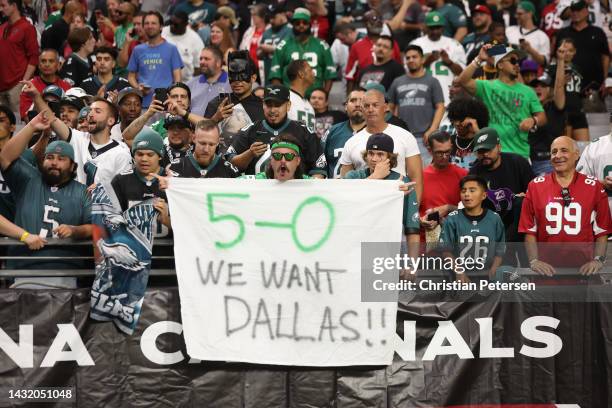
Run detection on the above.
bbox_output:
[519,172,612,264]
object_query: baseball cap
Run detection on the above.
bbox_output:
[473,5,491,15]
[78,106,91,121]
[263,85,290,102]
[292,8,311,22]
[425,11,445,27]
[493,47,520,67]
[117,87,143,105]
[569,0,587,10]
[366,133,394,153]
[65,87,88,99]
[171,10,189,23]
[520,59,539,73]
[473,128,501,151]
[59,96,85,111]
[131,128,165,157]
[517,1,536,15]
[216,6,238,26]
[164,114,193,130]
[42,85,64,100]
[45,140,75,161]
[364,10,383,24]
[529,74,553,87]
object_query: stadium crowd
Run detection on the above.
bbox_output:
[0,0,610,287]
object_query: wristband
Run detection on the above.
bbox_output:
[19,231,30,242]
[529,258,538,266]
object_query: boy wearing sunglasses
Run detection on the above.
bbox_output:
[240,134,310,180]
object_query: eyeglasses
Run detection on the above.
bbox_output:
[271,152,296,161]
[507,57,519,65]
[433,151,452,158]
[293,20,310,26]
[561,187,572,207]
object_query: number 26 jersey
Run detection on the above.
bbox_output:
[519,172,612,243]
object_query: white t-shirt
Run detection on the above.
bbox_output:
[338,123,420,176]
[69,129,133,185]
[410,35,466,105]
[289,89,316,133]
[110,124,153,143]
[161,26,205,83]
[505,26,551,63]
[577,133,612,215]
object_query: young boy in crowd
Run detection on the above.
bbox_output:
[439,174,506,282]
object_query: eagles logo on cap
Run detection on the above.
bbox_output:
[477,135,488,143]
[263,85,289,102]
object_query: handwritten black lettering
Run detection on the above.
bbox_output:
[224,296,251,336]
[227,262,246,286]
[252,298,274,339]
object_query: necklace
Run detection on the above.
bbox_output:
[455,136,473,151]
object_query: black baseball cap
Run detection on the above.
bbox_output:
[263,85,290,103]
[366,133,394,153]
[59,95,85,111]
[164,114,193,130]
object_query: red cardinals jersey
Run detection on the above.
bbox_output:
[519,171,611,266]
[540,1,566,39]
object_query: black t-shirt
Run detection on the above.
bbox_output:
[81,75,130,97]
[226,119,327,176]
[168,154,240,178]
[556,25,610,90]
[314,110,348,139]
[60,54,93,87]
[160,142,193,168]
[528,100,565,161]
[41,18,69,54]
[357,60,406,92]
[546,64,583,112]
[204,93,264,124]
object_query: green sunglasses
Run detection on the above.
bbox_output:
[271,152,297,161]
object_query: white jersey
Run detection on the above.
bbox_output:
[410,35,466,105]
[161,26,205,83]
[288,89,316,133]
[69,129,133,186]
[577,133,612,215]
[505,26,551,63]
[338,123,420,176]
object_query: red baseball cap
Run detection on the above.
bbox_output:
[473,5,491,15]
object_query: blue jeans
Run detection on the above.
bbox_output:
[531,160,553,177]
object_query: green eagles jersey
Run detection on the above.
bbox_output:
[151,118,168,138]
[261,25,293,84]
[343,169,419,233]
[4,158,92,269]
[322,121,359,179]
[438,208,506,269]
[269,36,337,96]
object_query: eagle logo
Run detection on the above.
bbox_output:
[97,241,147,272]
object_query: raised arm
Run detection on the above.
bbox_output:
[0,111,52,170]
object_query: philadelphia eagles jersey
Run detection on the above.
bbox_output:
[161,138,194,168]
[344,169,419,234]
[0,150,36,221]
[289,89,315,133]
[110,169,170,238]
[577,134,612,212]
[226,119,327,176]
[69,129,133,186]
[439,208,506,269]
[322,120,364,179]
[239,172,312,179]
[168,154,240,179]
[269,36,337,96]
[3,157,92,269]
[260,24,292,83]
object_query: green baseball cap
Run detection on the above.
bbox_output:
[131,128,165,157]
[473,127,501,151]
[425,11,445,27]
[517,1,538,23]
[45,141,75,161]
[292,8,311,22]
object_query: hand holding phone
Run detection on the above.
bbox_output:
[426,211,440,222]
[154,88,168,105]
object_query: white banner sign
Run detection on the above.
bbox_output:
[166,178,403,366]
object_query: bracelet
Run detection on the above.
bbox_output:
[529,258,538,266]
[182,109,190,121]
[473,57,482,67]
[19,231,30,242]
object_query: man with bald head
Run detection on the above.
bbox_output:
[338,88,423,200]
[519,136,611,276]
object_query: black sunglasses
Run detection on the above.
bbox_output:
[561,187,572,207]
[271,152,296,161]
[507,57,519,65]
